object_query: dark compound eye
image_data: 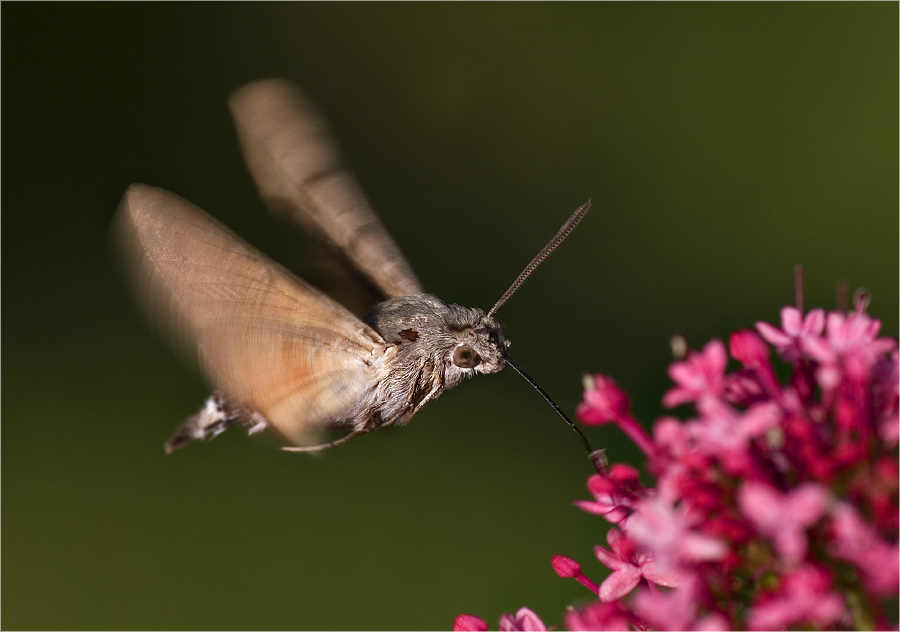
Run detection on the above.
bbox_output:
[453,345,482,369]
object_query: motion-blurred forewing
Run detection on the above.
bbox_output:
[228,79,423,299]
[113,184,389,446]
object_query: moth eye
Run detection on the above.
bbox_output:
[452,345,482,369]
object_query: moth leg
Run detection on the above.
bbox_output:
[403,359,444,422]
[246,412,269,435]
[281,430,366,453]
[164,393,244,454]
[410,384,442,417]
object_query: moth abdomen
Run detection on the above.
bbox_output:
[164,393,266,453]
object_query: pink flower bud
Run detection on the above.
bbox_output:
[551,555,581,578]
[730,329,770,366]
[454,614,489,631]
[577,375,630,425]
[552,554,600,593]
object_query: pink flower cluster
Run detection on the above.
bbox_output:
[456,297,898,631]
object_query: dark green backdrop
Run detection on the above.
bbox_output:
[3,4,897,630]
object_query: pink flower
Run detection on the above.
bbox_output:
[573,465,642,524]
[594,528,679,601]
[738,481,829,564]
[746,565,846,630]
[756,306,825,362]
[631,574,724,631]
[829,502,900,596]
[728,329,781,403]
[803,309,897,389]
[564,602,632,631]
[498,608,546,632]
[687,398,781,475]
[453,614,489,631]
[663,339,727,407]
[625,494,727,570]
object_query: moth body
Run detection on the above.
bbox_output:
[162,293,509,453]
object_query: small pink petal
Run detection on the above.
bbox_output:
[787,483,829,524]
[756,320,793,347]
[594,544,627,571]
[803,309,826,336]
[599,566,642,602]
[682,532,728,561]
[742,401,782,434]
[781,307,802,335]
[640,559,680,587]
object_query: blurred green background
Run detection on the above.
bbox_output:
[3,4,897,630]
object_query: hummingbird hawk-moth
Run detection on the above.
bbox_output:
[113,79,596,460]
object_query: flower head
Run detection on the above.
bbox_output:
[457,293,898,631]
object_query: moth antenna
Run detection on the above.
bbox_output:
[487,200,591,318]
[505,356,607,475]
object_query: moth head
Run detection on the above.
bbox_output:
[364,294,509,376]
[448,314,508,375]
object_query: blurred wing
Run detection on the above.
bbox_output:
[113,184,389,446]
[228,78,423,299]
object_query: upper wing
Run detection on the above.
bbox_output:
[113,184,390,446]
[228,78,423,299]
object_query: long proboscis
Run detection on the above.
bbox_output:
[487,200,591,318]
[505,356,607,475]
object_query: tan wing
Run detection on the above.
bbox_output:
[228,78,423,299]
[112,184,389,446]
